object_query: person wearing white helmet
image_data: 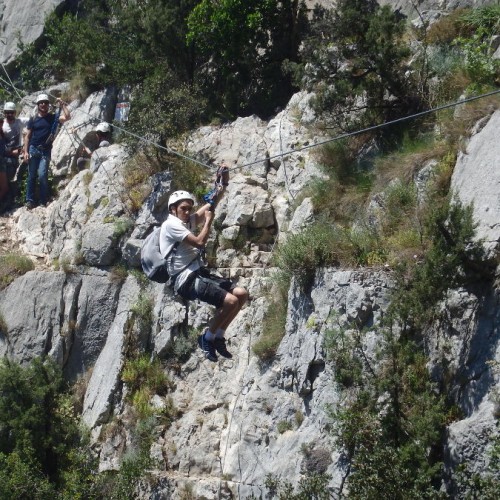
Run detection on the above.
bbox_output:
[75,121,112,170]
[0,114,7,210]
[1,102,28,208]
[159,167,248,362]
[22,93,71,208]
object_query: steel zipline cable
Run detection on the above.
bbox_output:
[232,88,500,173]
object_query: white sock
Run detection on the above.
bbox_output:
[215,328,225,339]
[204,329,215,341]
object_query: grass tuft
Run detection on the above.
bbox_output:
[0,254,35,290]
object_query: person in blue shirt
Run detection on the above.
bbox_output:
[22,94,71,208]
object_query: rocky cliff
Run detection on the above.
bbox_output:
[0,0,71,64]
[0,1,499,498]
[0,83,499,497]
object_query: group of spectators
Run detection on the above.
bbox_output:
[0,94,112,212]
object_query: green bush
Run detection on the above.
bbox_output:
[277,420,293,434]
[127,69,207,145]
[0,312,7,335]
[97,448,153,500]
[325,197,491,497]
[456,432,500,497]
[0,358,99,498]
[130,293,154,327]
[187,0,308,117]
[274,223,385,289]
[122,355,171,396]
[381,181,418,235]
[0,451,55,499]
[390,197,488,328]
[324,325,365,388]
[327,326,448,498]
[425,5,500,96]
[168,155,209,203]
[263,472,332,499]
[310,139,373,224]
[122,355,172,420]
[167,328,199,364]
[113,217,134,239]
[453,30,500,91]
[274,224,343,289]
[458,5,500,36]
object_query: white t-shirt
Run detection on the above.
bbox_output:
[2,117,28,150]
[159,214,201,290]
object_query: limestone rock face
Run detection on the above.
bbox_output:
[140,268,392,498]
[380,0,496,20]
[50,88,118,176]
[426,284,500,493]
[0,269,122,380]
[187,91,324,235]
[10,143,130,265]
[0,270,68,364]
[0,0,66,64]
[451,110,500,259]
[305,0,495,21]
[82,276,141,428]
[0,73,499,499]
[81,223,119,266]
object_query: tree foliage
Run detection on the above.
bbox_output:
[15,0,203,144]
[0,357,97,498]
[298,0,421,134]
[187,0,309,117]
[15,0,309,131]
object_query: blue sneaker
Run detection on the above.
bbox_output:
[214,337,233,359]
[198,332,218,362]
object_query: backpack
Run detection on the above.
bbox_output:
[140,227,179,283]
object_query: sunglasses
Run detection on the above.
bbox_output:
[38,101,49,105]
[4,111,14,115]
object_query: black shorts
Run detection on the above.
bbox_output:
[176,268,235,309]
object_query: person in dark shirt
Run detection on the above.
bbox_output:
[22,94,70,209]
[75,122,112,170]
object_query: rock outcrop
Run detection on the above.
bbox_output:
[451,109,500,259]
[0,0,67,64]
[0,83,499,497]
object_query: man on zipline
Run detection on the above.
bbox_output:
[159,167,248,362]
[23,94,71,209]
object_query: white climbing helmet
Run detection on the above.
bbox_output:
[36,93,50,103]
[3,102,16,112]
[95,122,111,133]
[168,190,196,210]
